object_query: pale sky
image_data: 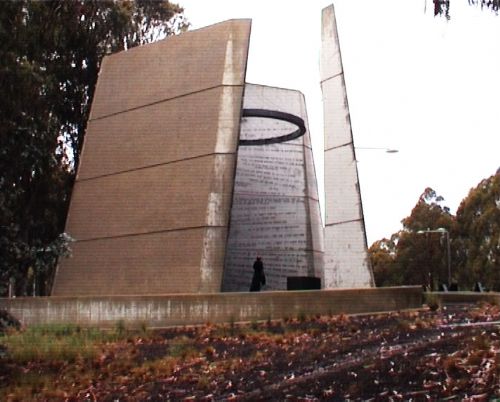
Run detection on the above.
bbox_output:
[178,0,500,244]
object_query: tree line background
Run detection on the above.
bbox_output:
[370,174,500,291]
[1,0,498,296]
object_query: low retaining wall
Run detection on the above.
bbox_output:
[430,291,500,305]
[0,287,422,328]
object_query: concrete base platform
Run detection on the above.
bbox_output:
[1,287,422,328]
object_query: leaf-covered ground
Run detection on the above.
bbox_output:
[2,303,500,401]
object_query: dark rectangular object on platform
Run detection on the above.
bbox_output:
[287,276,321,290]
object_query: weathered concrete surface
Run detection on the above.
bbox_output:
[222,84,324,292]
[90,20,250,120]
[65,155,235,241]
[320,5,374,288]
[430,291,500,306]
[1,287,422,328]
[53,229,220,295]
[79,86,243,180]
[53,19,251,296]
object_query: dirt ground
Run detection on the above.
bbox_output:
[2,302,500,401]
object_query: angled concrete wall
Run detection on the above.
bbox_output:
[52,20,251,296]
[320,5,374,288]
[223,84,324,292]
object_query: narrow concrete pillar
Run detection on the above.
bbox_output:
[320,5,374,288]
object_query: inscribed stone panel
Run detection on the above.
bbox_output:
[222,84,323,292]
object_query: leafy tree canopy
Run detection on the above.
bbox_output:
[455,171,500,289]
[371,188,454,289]
[371,171,500,291]
[432,0,499,19]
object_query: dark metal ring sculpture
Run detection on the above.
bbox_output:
[239,108,306,146]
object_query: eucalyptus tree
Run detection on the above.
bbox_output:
[456,171,500,290]
[370,188,455,288]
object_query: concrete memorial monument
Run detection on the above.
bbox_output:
[53,18,324,295]
[53,6,372,296]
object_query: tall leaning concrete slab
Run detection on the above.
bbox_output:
[52,20,251,296]
[321,5,374,288]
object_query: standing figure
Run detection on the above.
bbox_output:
[250,256,266,292]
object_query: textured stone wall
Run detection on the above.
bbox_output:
[1,287,423,328]
[52,20,251,296]
[222,84,324,292]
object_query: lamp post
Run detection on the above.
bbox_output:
[355,147,399,154]
[417,228,451,286]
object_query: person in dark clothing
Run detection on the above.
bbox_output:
[250,256,266,292]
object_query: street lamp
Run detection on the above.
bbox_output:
[355,147,399,153]
[417,228,451,286]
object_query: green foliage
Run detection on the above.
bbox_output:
[138,320,149,335]
[371,171,500,291]
[297,311,307,323]
[423,293,440,311]
[401,188,452,232]
[0,1,187,296]
[0,324,119,363]
[369,237,398,287]
[115,319,127,336]
[168,336,198,359]
[456,172,500,290]
[370,188,454,289]
[432,0,499,19]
